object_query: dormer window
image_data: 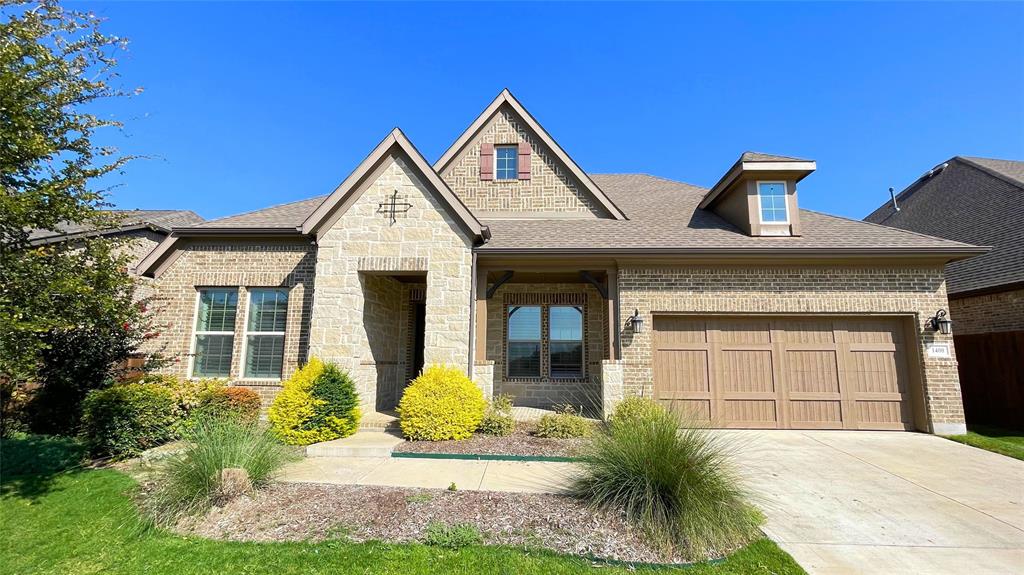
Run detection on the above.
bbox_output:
[757,181,789,223]
[495,145,518,180]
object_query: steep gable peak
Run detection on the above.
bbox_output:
[433,89,626,220]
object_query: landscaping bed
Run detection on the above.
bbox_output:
[393,424,587,458]
[178,481,696,565]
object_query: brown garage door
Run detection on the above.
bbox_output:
[652,316,916,430]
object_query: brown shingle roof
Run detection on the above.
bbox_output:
[741,151,812,163]
[865,156,1023,294]
[478,174,977,253]
[177,174,978,256]
[28,209,204,243]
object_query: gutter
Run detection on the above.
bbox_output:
[473,246,990,258]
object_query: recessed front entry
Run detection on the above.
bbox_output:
[652,315,919,430]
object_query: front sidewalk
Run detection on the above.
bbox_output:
[279,456,577,494]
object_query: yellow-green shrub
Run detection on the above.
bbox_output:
[398,365,486,441]
[607,396,664,428]
[140,373,225,419]
[267,358,361,445]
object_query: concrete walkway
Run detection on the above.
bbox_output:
[727,430,1024,575]
[279,455,577,493]
[281,429,1024,574]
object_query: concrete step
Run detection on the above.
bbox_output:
[306,431,404,458]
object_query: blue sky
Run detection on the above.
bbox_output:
[84,1,1024,221]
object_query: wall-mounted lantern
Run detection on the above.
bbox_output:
[629,309,645,333]
[929,309,953,335]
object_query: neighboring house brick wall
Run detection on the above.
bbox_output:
[308,155,474,411]
[948,288,1024,335]
[440,108,603,215]
[616,264,965,432]
[144,239,316,407]
[485,282,608,409]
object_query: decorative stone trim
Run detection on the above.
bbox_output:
[356,256,429,272]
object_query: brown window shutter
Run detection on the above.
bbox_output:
[479,143,494,181]
[518,142,531,180]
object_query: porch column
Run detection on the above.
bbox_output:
[606,267,619,360]
[475,266,488,362]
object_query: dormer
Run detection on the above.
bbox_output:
[699,152,816,237]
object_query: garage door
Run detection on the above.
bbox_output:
[652,316,916,430]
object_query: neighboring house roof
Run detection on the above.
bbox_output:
[28,209,204,245]
[162,173,979,257]
[865,156,1023,295]
[432,89,627,220]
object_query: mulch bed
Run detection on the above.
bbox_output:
[392,424,588,459]
[178,482,693,564]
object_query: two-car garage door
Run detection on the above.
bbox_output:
[652,316,919,430]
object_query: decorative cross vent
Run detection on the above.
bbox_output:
[377,190,412,225]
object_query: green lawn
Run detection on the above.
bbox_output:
[1,437,805,575]
[944,425,1024,461]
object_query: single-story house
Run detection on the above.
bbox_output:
[865,156,1023,429]
[135,90,984,434]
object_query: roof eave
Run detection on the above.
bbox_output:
[475,245,989,260]
[699,160,817,210]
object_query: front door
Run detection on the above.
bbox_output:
[412,301,426,379]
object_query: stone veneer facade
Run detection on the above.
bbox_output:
[440,107,604,216]
[948,287,1024,336]
[306,154,474,411]
[615,264,965,433]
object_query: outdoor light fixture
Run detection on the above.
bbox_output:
[930,309,953,335]
[629,309,645,333]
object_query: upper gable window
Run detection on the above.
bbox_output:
[757,182,789,223]
[495,145,518,180]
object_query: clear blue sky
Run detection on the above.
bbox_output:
[85,1,1024,221]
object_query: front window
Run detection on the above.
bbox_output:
[549,306,583,378]
[495,145,518,180]
[758,182,788,223]
[243,288,288,379]
[507,305,541,377]
[192,288,238,378]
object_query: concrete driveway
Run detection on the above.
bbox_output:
[729,430,1024,575]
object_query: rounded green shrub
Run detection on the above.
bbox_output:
[607,396,663,428]
[534,405,593,439]
[398,365,486,441]
[192,386,262,424]
[268,358,361,445]
[477,393,515,437]
[81,383,178,457]
[570,404,762,559]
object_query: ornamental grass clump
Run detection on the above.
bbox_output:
[570,402,762,560]
[398,365,486,441]
[143,416,298,526]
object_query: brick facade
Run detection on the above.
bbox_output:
[948,288,1024,335]
[145,239,316,407]
[485,282,608,410]
[616,264,966,433]
[440,107,604,215]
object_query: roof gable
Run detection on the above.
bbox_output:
[301,128,487,241]
[433,89,626,220]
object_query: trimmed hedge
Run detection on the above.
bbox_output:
[398,365,486,441]
[81,383,178,457]
[268,358,361,445]
[192,386,261,424]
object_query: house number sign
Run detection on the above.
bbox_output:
[377,190,412,225]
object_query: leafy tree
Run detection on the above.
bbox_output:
[0,1,149,434]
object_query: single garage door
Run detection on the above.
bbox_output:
[652,316,917,430]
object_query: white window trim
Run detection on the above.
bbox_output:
[494,144,518,181]
[239,288,288,381]
[188,288,237,380]
[755,180,790,225]
[548,305,585,380]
